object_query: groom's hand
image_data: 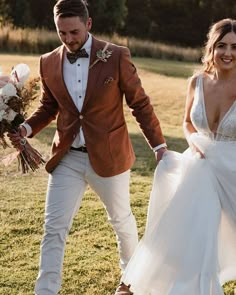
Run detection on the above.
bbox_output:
[155,147,167,164]
[7,125,27,151]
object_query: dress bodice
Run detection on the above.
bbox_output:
[190,75,236,141]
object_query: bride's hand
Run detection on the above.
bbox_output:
[190,144,205,158]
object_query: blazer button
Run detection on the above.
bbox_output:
[79,115,83,119]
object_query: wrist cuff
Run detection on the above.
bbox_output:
[21,122,32,137]
[153,143,167,152]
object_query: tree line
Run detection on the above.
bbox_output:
[1,0,236,47]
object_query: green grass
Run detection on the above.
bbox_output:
[133,57,200,78]
[0,54,235,295]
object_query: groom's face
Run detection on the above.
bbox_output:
[55,16,92,53]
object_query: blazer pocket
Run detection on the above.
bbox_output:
[103,76,115,85]
[108,124,129,160]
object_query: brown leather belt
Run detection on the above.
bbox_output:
[70,146,88,153]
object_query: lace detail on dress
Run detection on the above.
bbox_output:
[216,103,236,141]
[190,75,236,141]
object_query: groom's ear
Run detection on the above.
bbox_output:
[86,17,92,31]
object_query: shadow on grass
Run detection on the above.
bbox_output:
[34,125,188,177]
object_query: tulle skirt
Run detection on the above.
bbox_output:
[121,134,236,295]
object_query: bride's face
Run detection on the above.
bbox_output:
[213,32,236,72]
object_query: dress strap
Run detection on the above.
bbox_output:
[193,74,203,104]
[195,74,203,91]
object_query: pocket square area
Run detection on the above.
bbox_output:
[104,77,114,84]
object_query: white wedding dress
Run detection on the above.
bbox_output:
[121,75,236,294]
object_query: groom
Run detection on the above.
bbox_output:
[11,0,167,294]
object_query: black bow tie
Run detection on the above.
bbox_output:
[66,48,89,64]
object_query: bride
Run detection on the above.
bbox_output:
[115,18,236,295]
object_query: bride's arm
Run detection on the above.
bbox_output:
[183,75,204,158]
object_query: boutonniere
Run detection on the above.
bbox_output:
[89,42,112,69]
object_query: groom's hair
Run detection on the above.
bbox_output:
[54,0,89,23]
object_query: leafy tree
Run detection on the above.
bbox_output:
[88,0,127,34]
[6,0,55,29]
[122,0,150,38]
[7,0,32,27]
[29,0,55,29]
[146,0,236,46]
[0,0,11,25]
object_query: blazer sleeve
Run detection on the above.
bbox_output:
[119,47,166,148]
[24,56,59,137]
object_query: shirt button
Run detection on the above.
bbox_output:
[79,115,83,119]
[79,96,82,98]
[78,80,81,83]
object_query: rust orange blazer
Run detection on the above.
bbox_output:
[26,36,165,177]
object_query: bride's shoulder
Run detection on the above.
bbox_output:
[187,74,199,91]
[188,71,209,90]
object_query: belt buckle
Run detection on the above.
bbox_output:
[80,146,87,152]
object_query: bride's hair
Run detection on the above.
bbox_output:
[201,18,236,74]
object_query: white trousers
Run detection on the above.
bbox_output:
[35,150,138,295]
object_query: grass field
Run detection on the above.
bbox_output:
[0,54,235,295]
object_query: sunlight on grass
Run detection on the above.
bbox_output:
[0,54,40,77]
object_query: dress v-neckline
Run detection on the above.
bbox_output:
[199,75,236,136]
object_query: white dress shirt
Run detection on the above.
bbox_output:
[63,33,92,147]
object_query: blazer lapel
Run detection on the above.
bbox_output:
[82,37,106,110]
[54,46,80,115]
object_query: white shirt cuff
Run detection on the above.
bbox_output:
[153,143,167,152]
[21,122,32,137]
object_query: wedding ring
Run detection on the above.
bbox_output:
[20,138,27,146]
